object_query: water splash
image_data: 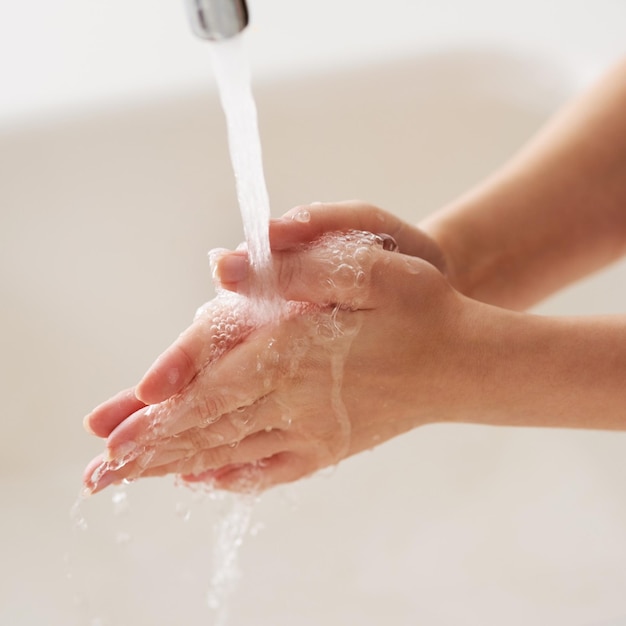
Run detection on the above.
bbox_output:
[70,492,89,532]
[207,494,256,626]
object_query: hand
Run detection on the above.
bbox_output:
[267,200,448,275]
[83,226,470,494]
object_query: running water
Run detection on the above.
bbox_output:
[206,494,255,626]
[202,35,277,625]
[209,35,277,309]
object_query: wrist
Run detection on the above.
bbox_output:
[418,204,486,302]
[440,300,626,430]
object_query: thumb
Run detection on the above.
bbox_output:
[216,230,394,308]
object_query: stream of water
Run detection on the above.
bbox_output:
[209,35,277,308]
[203,34,276,625]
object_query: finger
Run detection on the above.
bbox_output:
[217,231,390,308]
[83,388,146,438]
[123,404,287,470]
[83,450,138,495]
[135,293,257,405]
[106,324,287,457]
[83,453,107,492]
[209,452,316,493]
[270,201,447,273]
[97,429,291,489]
[133,422,287,471]
[269,201,403,249]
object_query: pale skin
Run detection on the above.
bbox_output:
[83,58,626,494]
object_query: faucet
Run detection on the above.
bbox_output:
[185,0,249,40]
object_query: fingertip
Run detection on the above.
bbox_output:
[89,469,117,495]
[270,202,328,250]
[84,388,146,438]
[269,215,314,251]
[83,413,97,436]
[135,371,175,405]
[208,247,230,287]
[135,374,165,405]
[83,454,103,482]
[136,345,193,404]
[214,250,249,286]
[211,453,306,493]
[82,454,114,494]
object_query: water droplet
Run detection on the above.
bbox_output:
[112,488,129,516]
[294,209,311,223]
[70,497,88,532]
[377,233,399,252]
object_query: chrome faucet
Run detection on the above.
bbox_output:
[185,0,249,41]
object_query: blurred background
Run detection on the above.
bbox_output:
[2,0,625,126]
[1,1,626,625]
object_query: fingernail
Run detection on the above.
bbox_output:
[217,252,249,284]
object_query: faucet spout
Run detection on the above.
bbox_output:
[185,0,249,41]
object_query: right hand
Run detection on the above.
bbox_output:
[267,200,449,273]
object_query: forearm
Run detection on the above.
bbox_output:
[421,58,626,311]
[445,301,626,430]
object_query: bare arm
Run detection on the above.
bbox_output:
[445,303,626,430]
[421,58,626,310]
